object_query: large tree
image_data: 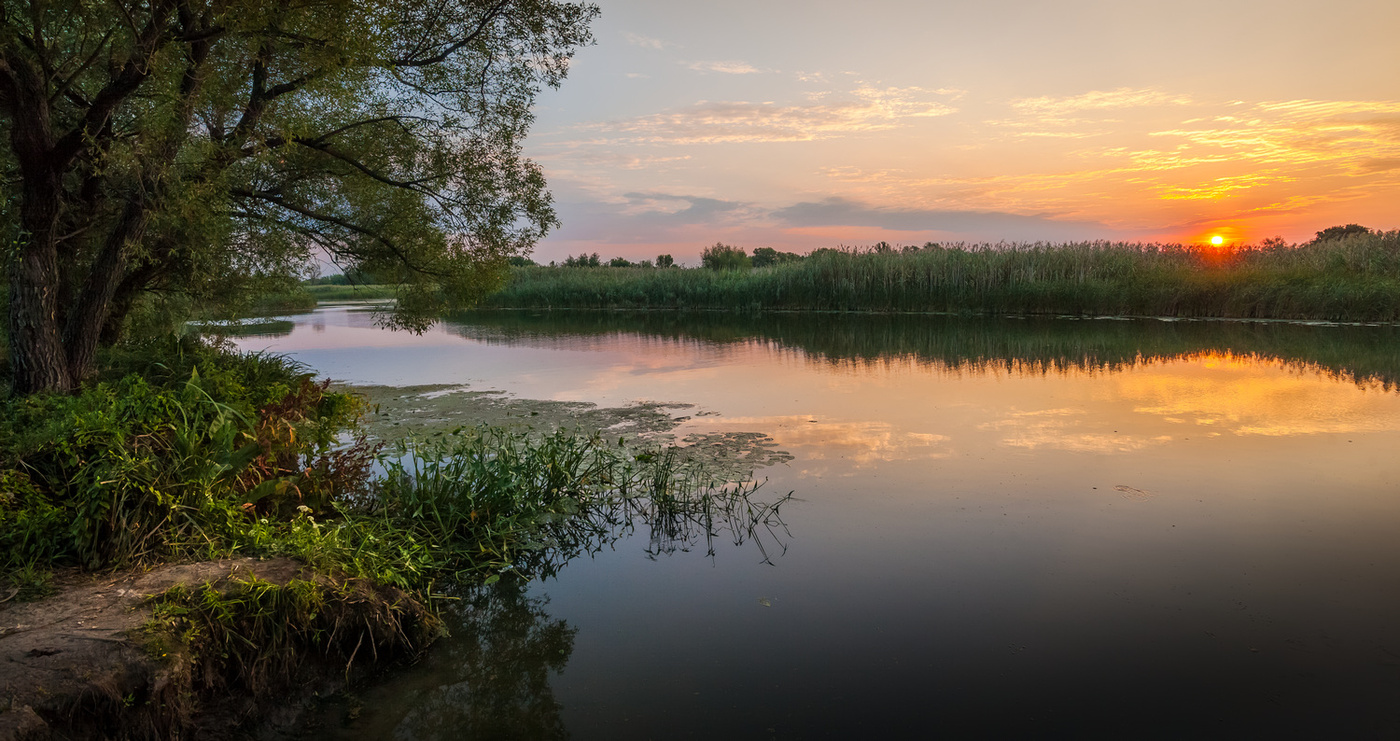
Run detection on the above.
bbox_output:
[1,0,597,394]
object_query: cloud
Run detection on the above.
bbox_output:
[1010,87,1195,115]
[581,86,957,144]
[771,197,1117,241]
[684,60,761,75]
[623,32,666,50]
[617,192,757,225]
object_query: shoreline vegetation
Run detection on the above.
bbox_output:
[0,338,783,738]
[478,232,1400,321]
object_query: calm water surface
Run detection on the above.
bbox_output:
[236,307,1400,739]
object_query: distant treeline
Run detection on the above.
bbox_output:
[480,230,1400,322]
[444,309,1400,391]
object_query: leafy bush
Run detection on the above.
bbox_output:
[0,346,367,571]
[701,243,751,271]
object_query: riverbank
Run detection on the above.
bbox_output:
[482,233,1400,321]
[0,337,760,737]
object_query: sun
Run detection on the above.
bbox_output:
[1210,235,1225,246]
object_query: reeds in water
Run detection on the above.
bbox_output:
[483,233,1400,321]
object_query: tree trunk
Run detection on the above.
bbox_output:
[63,202,147,384]
[8,193,72,394]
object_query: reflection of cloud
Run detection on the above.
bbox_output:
[979,408,1173,454]
[1124,353,1400,437]
[695,415,951,465]
[580,86,956,144]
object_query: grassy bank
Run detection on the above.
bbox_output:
[0,337,751,735]
[482,232,1400,321]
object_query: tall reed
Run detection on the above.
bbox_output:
[482,232,1400,321]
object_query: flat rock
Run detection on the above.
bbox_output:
[0,557,306,740]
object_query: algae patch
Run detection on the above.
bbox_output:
[346,384,794,480]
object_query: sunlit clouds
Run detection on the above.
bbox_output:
[525,0,1400,263]
[574,86,958,145]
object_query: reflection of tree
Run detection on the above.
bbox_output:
[391,578,575,741]
[380,464,792,739]
[445,310,1400,391]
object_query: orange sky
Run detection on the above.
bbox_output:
[525,0,1400,263]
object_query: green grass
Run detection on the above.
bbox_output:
[305,284,399,301]
[482,232,1400,322]
[0,336,773,598]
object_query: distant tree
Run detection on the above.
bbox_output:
[508,256,538,267]
[701,243,751,271]
[608,256,633,268]
[655,254,675,268]
[750,247,804,268]
[562,253,601,267]
[873,241,894,253]
[636,259,654,268]
[1315,224,1372,242]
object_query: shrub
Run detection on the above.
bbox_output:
[701,243,751,271]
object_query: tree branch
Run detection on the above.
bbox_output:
[231,187,447,278]
[388,0,511,67]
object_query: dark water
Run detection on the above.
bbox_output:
[236,308,1400,739]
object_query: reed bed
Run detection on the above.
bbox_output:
[483,233,1400,321]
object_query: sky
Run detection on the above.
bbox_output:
[524,0,1400,264]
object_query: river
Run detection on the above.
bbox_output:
[232,305,1400,739]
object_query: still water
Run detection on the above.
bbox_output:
[235,307,1400,739]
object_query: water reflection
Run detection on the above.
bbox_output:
[310,578,574,740]
[446,310,1400,390]
[252,308,1400,738]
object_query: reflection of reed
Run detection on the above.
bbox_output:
[385,577,574,740]
[444,310,1400,391]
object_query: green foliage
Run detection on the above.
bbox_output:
[1314,224,1372,242]
[751,247,804,268]
[656,254,675,268]
[562,253,602,267]
[303,284,400,301]
[2,0,600,391]
[0,344,366,572]
[701,243,752,271]
[484,233,1400,321]
[1,334,781,610]
[146,575,435,692]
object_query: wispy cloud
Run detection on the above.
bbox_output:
[1010,87,1195,115]
[623,32,667,50]
[684,60,762,75]
[581,86,957,144]
[772,197,1114,240]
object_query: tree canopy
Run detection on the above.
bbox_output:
[1,0,598,393]
[1314,224,1371,242]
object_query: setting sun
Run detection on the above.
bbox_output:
[1210,236,1225,246]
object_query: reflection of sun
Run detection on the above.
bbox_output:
[1210,235,1225,246]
